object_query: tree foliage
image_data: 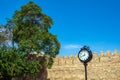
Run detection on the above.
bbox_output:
[12,1,60,57]
[0,19,14,46]
[0,1,60,80]
[0,46,40,80]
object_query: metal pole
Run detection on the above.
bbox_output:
[84,63,87,80]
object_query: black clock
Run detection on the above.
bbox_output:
[78,46,92,63]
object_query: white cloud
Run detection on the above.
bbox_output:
[64,44,82,49]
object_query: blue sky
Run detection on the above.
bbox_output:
[0,0,120,56]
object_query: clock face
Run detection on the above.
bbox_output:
[79,50,89,61]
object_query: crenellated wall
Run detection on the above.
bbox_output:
[47,50,120,80]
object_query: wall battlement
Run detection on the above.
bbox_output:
[52,50,120,66]
[47,50,120,80]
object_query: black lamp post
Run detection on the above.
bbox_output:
[78,46,93,80]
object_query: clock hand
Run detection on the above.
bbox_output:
[83,53,85,56]
[81,53,84,57]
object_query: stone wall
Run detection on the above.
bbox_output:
[47,50,120,80]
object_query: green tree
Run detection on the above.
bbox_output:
[12,1,60,67]
[0,46,40,80]
[0,1,60,80]
[13,1,60,79]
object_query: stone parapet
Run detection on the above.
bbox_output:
[48,50,120,80]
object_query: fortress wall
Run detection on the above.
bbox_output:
[47,50,120,80]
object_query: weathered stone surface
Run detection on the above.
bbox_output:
[48,50,120,80]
